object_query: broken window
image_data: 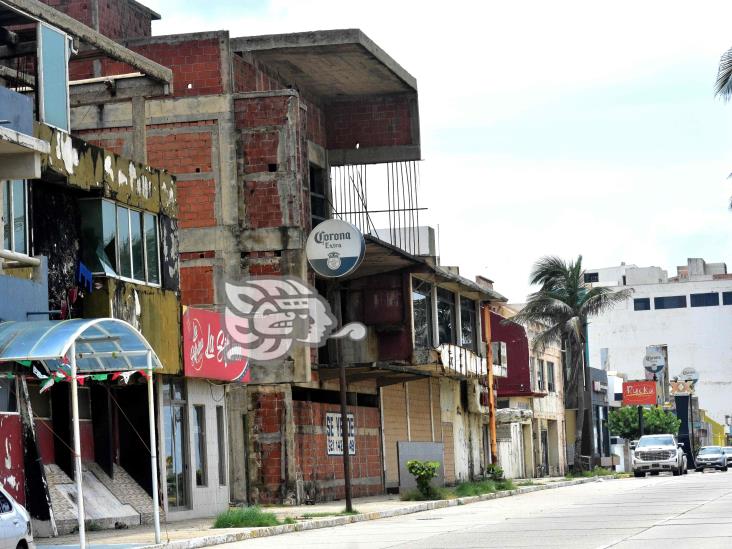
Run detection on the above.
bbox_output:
[412,278,433,348]
[436,287,456,345]
[1,180,28,255]
[80,199,160,285]
[460,297,476,351]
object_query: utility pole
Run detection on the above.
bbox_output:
[638,405,644,437]
[329,280,352,512]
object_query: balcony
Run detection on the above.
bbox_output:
[0,252,49,322]
[0,88,50,179]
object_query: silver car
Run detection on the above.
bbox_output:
[723,446,732,466]
[695,446,728,472]
[0,486,33,549]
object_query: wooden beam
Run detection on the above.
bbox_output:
[0,0,172,85]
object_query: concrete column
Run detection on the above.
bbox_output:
[131,97,147,164]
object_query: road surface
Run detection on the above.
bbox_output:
[219,471,732,548]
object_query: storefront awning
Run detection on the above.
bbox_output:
[0,318,163,373]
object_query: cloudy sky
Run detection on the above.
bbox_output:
[146,0,732,301]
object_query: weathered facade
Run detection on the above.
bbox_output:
[0,0,185,535]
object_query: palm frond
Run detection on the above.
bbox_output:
[529,322,564,355]
[579,286,634,317]
[715,45,732,101]
[528,256,570,289]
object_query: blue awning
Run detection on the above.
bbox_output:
[0,318,163,373]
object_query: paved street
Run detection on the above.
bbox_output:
[218,472,732,549]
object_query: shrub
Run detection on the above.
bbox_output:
[485,463,504,481]
[214,506,282,528]
[406,459,441,499]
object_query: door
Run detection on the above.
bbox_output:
[164,403,189,509]
[541,430,549,475]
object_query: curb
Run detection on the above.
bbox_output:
[140,477,602,549]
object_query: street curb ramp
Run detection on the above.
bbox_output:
[145,477,601,549]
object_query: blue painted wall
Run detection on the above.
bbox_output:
[0,257,49,321]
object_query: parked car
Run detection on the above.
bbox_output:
[695,446,728,472]
[632,434,687,477]
[0,485,33,549]
[723,446,732,466]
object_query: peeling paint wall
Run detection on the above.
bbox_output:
[0,413,25,504]
[84,279,182,374]
[36,123,177,217]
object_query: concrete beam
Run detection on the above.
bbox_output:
[0,0,173,84]
[0,41,35,58]
[0,26,19,46]
[69,74,168,106]
[328,144,421,166]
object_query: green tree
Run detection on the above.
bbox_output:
[609,406,681,440]
[511,256,631,471]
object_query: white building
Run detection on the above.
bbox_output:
[586,258,732,424]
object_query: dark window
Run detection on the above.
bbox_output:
[28,383,51,418]
[460,297,476,351]
[0,490,10,513]
[193,405,207,486]
[436,288,456,344]
[537,359,545,391]
[309,164,328,229]
[654,295,687,310]
[724,292,732,305]
[412,279,433,348]
[634,298,651,311]
[216,406,226,485]
[690,292,719,308]
[0,379,17,413]
[547,361,555,392]
[583,272,599,283]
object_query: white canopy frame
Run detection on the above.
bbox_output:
[0,318,162,548]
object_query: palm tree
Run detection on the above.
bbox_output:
[715,46,732,101]
[511,256,631,471]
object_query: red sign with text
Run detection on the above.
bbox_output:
[183,307,250,382]
[622,380,656,406]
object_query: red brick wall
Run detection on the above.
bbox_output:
[294,400,383,501]
[74,127,131,156]
[40,0,153,40]
[180,265,214,306]
[147,129,213,174]
[326,96,414,150]
[177,180,216,229]
[251,391,286,502]
[232,54,281,93]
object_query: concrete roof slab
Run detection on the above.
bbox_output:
[231,29,417,99]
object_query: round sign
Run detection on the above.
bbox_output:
[643,349,665,373]
[306,219,365,278]
[679,367,699,383]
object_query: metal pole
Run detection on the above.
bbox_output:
[146,351,161,544]
[339,361,353,512]
[69,343,86,549]
[638,405,644,437]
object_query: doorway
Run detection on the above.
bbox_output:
[163,379,189,510]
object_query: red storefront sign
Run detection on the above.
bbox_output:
[183,307,250,382]
[622,380,656,406]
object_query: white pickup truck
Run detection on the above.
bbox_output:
[632,434,687,477]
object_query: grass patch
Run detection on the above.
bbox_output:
[214,506,291,528]
[565,466,615,479]
[300,509,360,519]
[516,480,535,487]
[401,479,516,501]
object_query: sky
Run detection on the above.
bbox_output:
[145,0,732,302]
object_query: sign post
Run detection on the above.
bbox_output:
[306,220,365,512]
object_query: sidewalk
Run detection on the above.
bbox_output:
[37,477,602,549]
